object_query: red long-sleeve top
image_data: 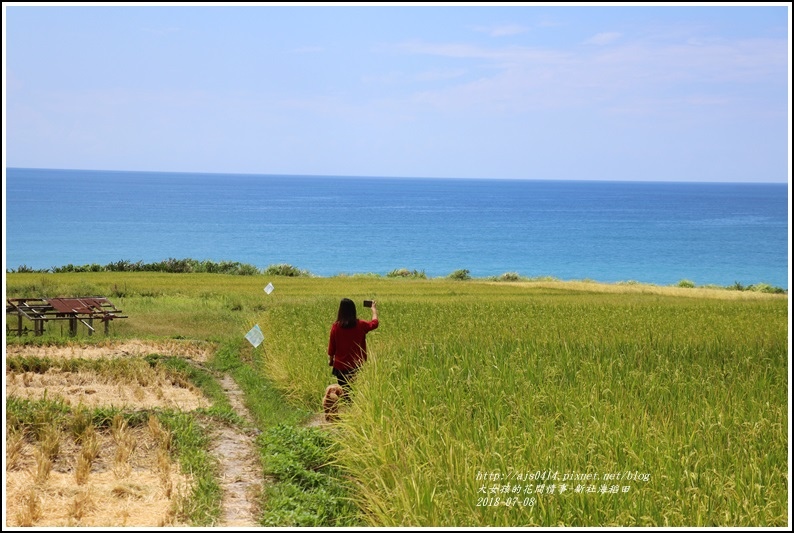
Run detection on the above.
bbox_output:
[328,318,379,371]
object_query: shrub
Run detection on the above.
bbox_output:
[162,258,195,273]
[448,269,471,281]
[236,263,260,276]
[12,265,38,273]
[107,259,136,272]
[676,279,696,288]
[52,264,78,273]
[265,264,310,277]
[748,283,785,294]
[387,268,426,279]
[498,272,521,282]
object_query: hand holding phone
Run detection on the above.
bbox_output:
[363,300,373,308]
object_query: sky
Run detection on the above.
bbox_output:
[2,2,791,182]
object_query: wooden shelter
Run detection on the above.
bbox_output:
[6,297,128,336]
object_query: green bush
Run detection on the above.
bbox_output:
[12,264,40,273]
[748,283,785,294]
[387,268,427,279]
[447,269,471,281]
[265,264,311,277]
[676,279,696,288]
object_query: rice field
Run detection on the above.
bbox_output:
[5,272,789,526]
[257,279,789,526]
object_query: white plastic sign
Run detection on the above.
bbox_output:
[245,324,264,348]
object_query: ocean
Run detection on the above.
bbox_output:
[3,167,790,289]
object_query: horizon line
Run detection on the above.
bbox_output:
[5,166,789,186]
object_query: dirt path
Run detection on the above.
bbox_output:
[208,374,266,527]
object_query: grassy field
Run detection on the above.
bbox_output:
[4,271,790,526]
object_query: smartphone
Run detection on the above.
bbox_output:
[363,300,373,308]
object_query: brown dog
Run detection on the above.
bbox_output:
[323,384,345,422]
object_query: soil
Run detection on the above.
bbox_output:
[209,375,265,527]
[4,341,270,528]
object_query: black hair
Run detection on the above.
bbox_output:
[336,298,357,329]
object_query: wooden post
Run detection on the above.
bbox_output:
[69,317,77,336]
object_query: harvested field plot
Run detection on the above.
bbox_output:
[5,340,214,362]
[5,340,265,527]
[6,417,190,527]
[6,367,211,411]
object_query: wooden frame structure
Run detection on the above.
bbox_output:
[6,297,128,336]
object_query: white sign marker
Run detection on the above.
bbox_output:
[245,324,265,348]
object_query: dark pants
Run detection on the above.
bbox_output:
[332,367,357,397]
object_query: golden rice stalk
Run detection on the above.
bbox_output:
[6,427,26,471]
[81,425,100,461]
[147,415,172,450]
[113,448,133,478]
[33,446,52,485]
[111,413,127,443]
[157,446,173,498]
[15,488,42,526]
[147,414,163,438]
[75,430,98,486]
[68,487,96,523]
[75,453,91,485]
[70,407,94,442]
[111,415,136,479]
[40,425,62,460]
[160,480,188,526]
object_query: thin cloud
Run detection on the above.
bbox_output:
[362,68,468,85]
[585,32,622,45]
[389,32,786,120]
[473,24,529,37]
[396,39,570,64]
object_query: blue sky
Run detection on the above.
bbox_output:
[3,3,791,182]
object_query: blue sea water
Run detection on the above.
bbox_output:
[3,168,790,289]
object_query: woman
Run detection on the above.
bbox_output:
[328,298,378,393]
